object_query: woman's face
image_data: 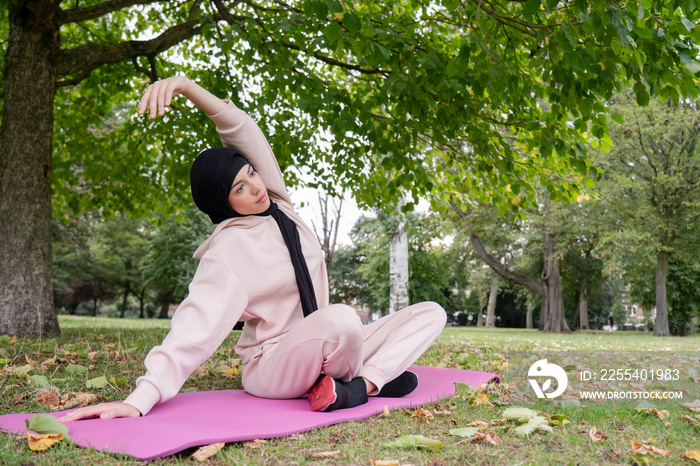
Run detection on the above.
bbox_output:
[228,164,270,215]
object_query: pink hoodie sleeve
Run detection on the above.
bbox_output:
[124,253,248,415]
[206,101,292,206]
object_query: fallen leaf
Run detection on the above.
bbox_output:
[514,416,548,437]
[191,442,224,462]
[63,392,105,409]
[548,414,571,426]
[466,420,489,428]
[589,427,606,442]
[85,376,109,389]
[65,364,88,375]
[410,409,434,422]
[383,435,445,452]
[685,449,700,463]
[378,405,391,418]
[24,433,64,451]
[35,392,61,409]
[29,375,50,388]
[682,400,700,410]
[472,394,493,407]
[503,407,538,420]
[312,450,341,458]
[242,439,266,449]
[577,421,589,432]
[370,460,400,466]
[681,415,699,425]
[11,392,29,406]
[449,427,479,438]
[643,408,669,421]
[432,409,452,416]
[472,430,502,446]
[193,366,210,378]
[630,440,671,457]
[109,376,128,386]
[87,351,98,362]
[24,414,70,442]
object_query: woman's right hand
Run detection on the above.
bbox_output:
[138,76,191,120]
[57,401,141,423]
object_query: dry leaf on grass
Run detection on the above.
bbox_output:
[378,405,391,418]
[370,460,400,466]
[471,430,502,446]
[685,449,700,463]
[630,440,671,457]
[311,450,341,459]
[681,415,699,425]
[410,409,434,422]
[190,442,224,462]
[35,392,61,410]
[466,420,489,428]
[432,409,452,416]
[472,394,493,407]
[588,427,606,442]
[63,392,106,410]
[242,439,266,449]
[22,433,64,451]
[643,408,669,421]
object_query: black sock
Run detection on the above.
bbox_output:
[325,377,368,411]
[376,370,419,397]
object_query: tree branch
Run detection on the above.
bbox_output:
[56,20,203,86]
[58,0,164,25]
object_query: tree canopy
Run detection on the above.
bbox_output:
[1,0,700,335]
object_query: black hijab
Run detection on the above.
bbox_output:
[190,147,318,317]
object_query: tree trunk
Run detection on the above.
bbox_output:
[526,299,534,329]
[158,289,175,319]
[654,249,670,336]
[485,273,498,328]
[476,291,484,327]
[541,229,570,333]
[389,201,409,314]
[579,287,589,330]
[0,2,61,336]
[119,281,131,318]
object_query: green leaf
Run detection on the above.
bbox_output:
[610,113,624,124]
[323,22,342,42]
[325,0,344,13]
[65,364,88,375]
[383,435,446,452]
[682,17,695,31]
[30,375,50,388]
[514,416,548,437]
[86,375,109,389]
[343,13,361,34]
[632,25,653,40]
[449,427,480,437]
[454,382,474,397]
[502,407,538,420]
[25,414,71,442]
[109,376,128,386]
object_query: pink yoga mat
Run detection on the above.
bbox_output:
[0,365,498,460]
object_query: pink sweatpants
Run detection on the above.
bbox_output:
[242,301,447,398]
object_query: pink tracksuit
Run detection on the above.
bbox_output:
[124,101,446,416]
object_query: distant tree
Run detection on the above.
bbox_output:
[140,208,212,318]
[596,93,700,336]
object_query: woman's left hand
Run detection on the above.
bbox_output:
[138,76,191,120]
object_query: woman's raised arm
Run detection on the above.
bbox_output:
[138,76,227,120]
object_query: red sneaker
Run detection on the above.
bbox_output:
[308,375,337,412]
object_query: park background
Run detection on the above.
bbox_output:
[2,1,700,464]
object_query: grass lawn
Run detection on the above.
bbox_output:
[1,317,699,465]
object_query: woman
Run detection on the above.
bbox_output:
[59,76,446,421]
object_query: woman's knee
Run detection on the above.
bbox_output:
[310,304,364,340]
[416,301,447,330]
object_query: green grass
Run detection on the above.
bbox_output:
[1,319,699,465]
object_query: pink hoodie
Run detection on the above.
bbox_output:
[124,101,329,415]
